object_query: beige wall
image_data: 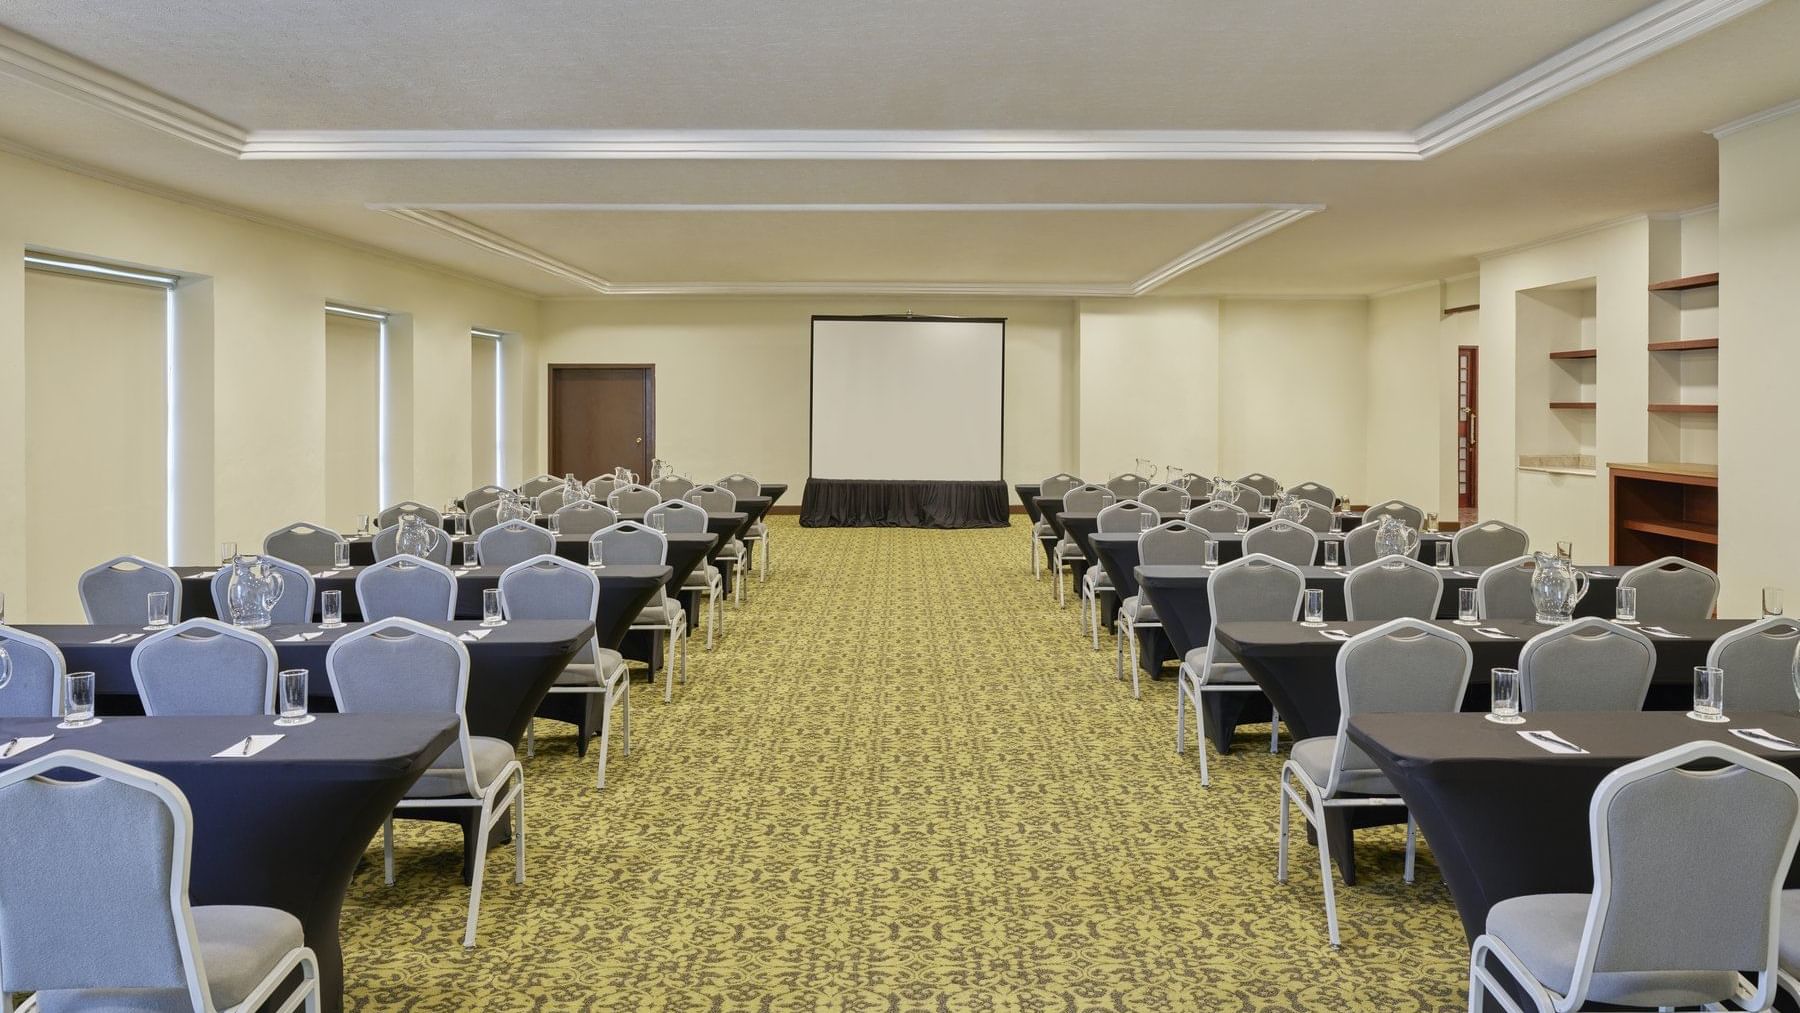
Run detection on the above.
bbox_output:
[1075,298,1220,481]
[1364,284,1448,513]
[323,313,381,533]
[1718,110,1800,616]
[471,334,499,489]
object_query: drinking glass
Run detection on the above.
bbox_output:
[58,672,99,728]
[463,542,480,568]
[1235,514,1250,534]
[220,541,237,564]
[1615,586,1638,625]
[547,515,562,536]
[1139,511,1154,532]
[1204,541,1219,567]
[452,513,467,537]
[0,643,12,691]
[321,590,343,628]
[1330,512,1343,534]
[1556,540,1574,561]
[589,541,604,568]
[356,514,371,536]
[1487,668,1524,724]
[651,513,666,532]
[1435,541,1451,568]
[146,591,171,628]
[1302,589,1326,627]
[1691,665,1726,722]
[482,588,505,626]
[1323,540,1340,568]
[1457,587,1480,625]
[1424,512,1439,533]
[275,668,314,726]
[1765,588,1785,618]
[1261,496,1276,514]
[332,542,350,569]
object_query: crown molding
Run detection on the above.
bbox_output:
[1129,207,1321,295]
[1475,213,1649,261]
[379,210,612,293]
[1707,97,1800,138]
[366,201,1317,213]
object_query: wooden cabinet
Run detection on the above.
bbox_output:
[1608,463,1717,568]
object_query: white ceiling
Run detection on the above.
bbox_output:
[0,0,1794,298]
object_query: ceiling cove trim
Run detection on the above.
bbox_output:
[1129,208,1320,295]
[380,210,613,293]
[1707,97,1800,138]
[366,201,1320,213]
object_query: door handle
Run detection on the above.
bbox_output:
[635,437,643,445]
[1468,412,1477,447]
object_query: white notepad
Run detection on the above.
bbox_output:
[212,734,284,757]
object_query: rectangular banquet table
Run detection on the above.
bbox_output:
[0,713,457,1013]
[1350,710,1800,944]
[24,619,593,748]
[340,530,716,592]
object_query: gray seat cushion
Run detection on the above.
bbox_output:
[747,522,767,537]
[634,601,684,625]
[555,650,625,687]
[1181,649,1253,684]
[1783,891,1800,975]
[1034,521,1053,536]
[35,905,304,1013]
[409,736,517,798]
[682,569,719,590]
[1487,893,1740,1007]
[1084,569,1111,589]
[1290,736,1395,796]
[1120,595,1157,622]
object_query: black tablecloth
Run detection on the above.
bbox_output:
[342,528,718,582]
[0,713,457,1013]
[1350,710,1800,944]
[802,479,1009,528]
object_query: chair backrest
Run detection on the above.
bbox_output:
[1707,617,1800,714]
[77,555,182,626]
[591,521,668,565]
[1560,742,1800,1011]
[0,626,66,717]
[476,519,556,569]
[1038,473,1081,500]
[0,750,213,1009]
[1287,482,1335,509]
[1293,502,1335,533]
[468,500,502,536]
[1235,473,1282,497]
[499,555,604,664]
[262,521,347,568]
[1451,519,1530,568]
[327,618,481,796]
[130,618,278,716]
[1242,519,1318,567]
[554,500,619,538]
[1062,484,1115,514]
[1139,521,1209,566]
[518,474,560,498]
[208,557,315,625]
[1203,554,1305,671]
[1327,619,1472,797]
[1344,556,1444,621]
[611,483,665,514]
[1105,473,1150,498]
[462,485,508,514]
[372,523,452,564]
[1620,556,1719,622]
[1096,499,1159,534]
[1362,499,1425,529]
[1340,521,1388,567]
[683,485,735,515]
[1184,500,1248,534]
[649,475,693,500]
[376,501,441,531]
[355,555,457,623]
[1517,617,1657,711]
[535,486,571,515]
[717,474,761,500]
[1172,473,1213,498]
[1216,483,1263,511]
[1137,484,1190,516]
[645,498,708,534]
[1475,555,1537,620]
[586,475,622,500]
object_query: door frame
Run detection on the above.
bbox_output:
[1457,345,1478,512]
[546,363,656,478]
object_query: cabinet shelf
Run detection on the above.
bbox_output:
[1620,518,1719,545]
[1609,463,1717,567]
[1549,401,1596,410]
[1549,348,1598,360]
[1647,403,1717,414]
[1648,272,1719,292]
[1647,338,1718,352]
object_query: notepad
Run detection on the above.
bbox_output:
[0,735,54,759]
[458,629,494,642]
[276,632,325,643]
[212,734,284,758]
[1518,729,1588,754]
[1731,728,1800,752]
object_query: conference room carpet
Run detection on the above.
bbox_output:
[340,516,1467,1011]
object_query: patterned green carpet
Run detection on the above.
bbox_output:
[342,517,1467,1010]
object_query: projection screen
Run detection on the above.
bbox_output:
[809,316,1005,482]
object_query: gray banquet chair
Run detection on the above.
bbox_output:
[535,485,573,515]
[500,555,632,788]
[326,618,523,948]
[209,557,314,626]
[1185,500,1249,535]
[1218,483,1265,512]
[263,522,347,568]
[609,483,664,516]
[468,500,503,537]
[586,474,623,501]
[1171,473,1213,498]
[1287,482,1336,509]
[1278,618,1472,948]
[553,499,619,538]
[77,555,183,626]
[1137,483,1190,517]
[1340,522,1384,567]
[1082,500,1160,645]
[376,501,442,531]
[592,521,688,700]
[1294,502,1336,533]
[0,625,66,717]
[1451,519,1530,568]
[686,485,749,605]
[1475,555,1538,621]
[1344,556,1444,621]
[646,498,724,648]
[1176,553,1305,785]
[356,555,457,623]
[372,523,453,564]
[1706,617,1800,714]
[1471,741,1800,1012]
[463,485,509,514]
[1243,519,1318,567]
[719,474,771,580]
[1032,473,1082,579]
[1236,473,1282,497]
[1117,520,1209,698]
[476,519,555,570]
[518,474,560,498]
[1106,473,1151,499]
[1362,499,1426,529]
[0,750,322,1013]
[648,474,693,501]
[1620,556,1720,622]
[1516,617,1656,712]
[130,617,279,716]
[1052,484,1114,608]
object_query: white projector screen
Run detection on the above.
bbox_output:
[810,316,1005,482]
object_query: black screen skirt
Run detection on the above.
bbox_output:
[799,479,1011,529]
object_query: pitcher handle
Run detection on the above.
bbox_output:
[264,568,285,608]
[1571,568,1590,606]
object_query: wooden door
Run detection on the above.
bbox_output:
[1457,346,1478,511]
[549,365,654,480]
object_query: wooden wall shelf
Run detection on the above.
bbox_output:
[1442,304,1480,316]
[1621,517,1719,544]
[1648,272,1719,292]
[1647,403,1718,414]
[1609,463,1717,567]
[1549,348,1598,360]
[1549,401,1597,410]
[1647,338,1719,352]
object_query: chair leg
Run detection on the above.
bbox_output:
[1174,678,1188,754]
[463,802,492,948]
[704,589,715,650]
[513,779,526,885]
[678,623,688,683]
[620,677,632,756]
[597,690,613,790]
[1196,691,1211,786]
[1404,815,1417,884]
[1115,617,1126,677]
[525,721,535,759]
[759,534,768,582]
[1270,720,1280,754]
[382,817,395,885]
[1128,624,1143,693]
[1316,799,1341,948]
[1056,559,1065,607]
[664,639,676,703]
[1277,776,1292,882]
